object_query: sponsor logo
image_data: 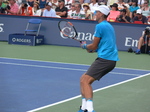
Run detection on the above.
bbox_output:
[36,38,43,44]
[12,38,31,43]
[60,32,94,41]
[0,23,4,32]
[125,37,138,47]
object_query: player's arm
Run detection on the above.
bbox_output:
[86,37,100,50]
[81,37,100,52]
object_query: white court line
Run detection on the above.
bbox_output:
[0,62,141,76]
[0,57,150,72]
[27,73,150,112]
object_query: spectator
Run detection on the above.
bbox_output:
[124,0,132,3]
[67,4,75,18]
[107,0,117,6]
[39,0,49,9]
[132,9,147,24]
[65,0,74,10]
[128,0,133,6]
[117,0,125,10]
[22,0,26,4]
[130,10,136,21]
[89,0,99,13]
[83,3,92,19]
[42,2,56,17]
[116,9,131,23]
[79,0,90,4]
[129,0,139,12]
[129,0,140,19]
[135,26,150,54]
[0,0,7,8]
[51,0,58,10]
[123,3,130,16]
[137,0,144,6]
[0,0,7,13]
[27,0,34,7]
[55,0,68,18]
[70,3,85,19]
[97,0,108,5]
[18,3,32,15]
[7,0,19,15]
[107,3,120,22]
[16,0,22,6]
[141,0,150,17]
[32,2,42,16]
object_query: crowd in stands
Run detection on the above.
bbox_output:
[0,0,150,24]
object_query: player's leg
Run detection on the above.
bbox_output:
[79,74,95,112]
[135,36,144,54]
[78,58,116,112]
[80,74,95,98]
[80,74,95,111]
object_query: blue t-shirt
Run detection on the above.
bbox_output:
[129,6,139,12]
[94,20,119,61]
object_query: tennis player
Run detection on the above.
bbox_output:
[78,5,119,112]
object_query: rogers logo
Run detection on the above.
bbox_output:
[0,23,4,32]
[12,37,31,43]
[12,38,16,42]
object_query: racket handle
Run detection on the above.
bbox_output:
[80,41,87,44]
[80,41,83,44]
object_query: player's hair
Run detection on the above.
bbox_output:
[104,13,110,19]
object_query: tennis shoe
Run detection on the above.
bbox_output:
[78,106,96,112]
[84,110,96,112]
[78,109,85,112]
[91,110,96,112]
[135,49,141,54]
[78,106,85,112]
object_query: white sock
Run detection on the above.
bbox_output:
[86,100,94,112]
[81,98,86,110]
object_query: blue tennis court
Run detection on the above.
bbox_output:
[0,57,150,112]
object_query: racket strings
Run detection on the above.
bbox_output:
[60,22,76,37]
[62,27,72,37]
[58,20,80,42]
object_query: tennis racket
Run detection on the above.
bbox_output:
[58,20,83,43]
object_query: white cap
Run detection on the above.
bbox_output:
[123,4,130,8]
[136,9,142,14]
[47,2,52,6]
[94,5,110,15]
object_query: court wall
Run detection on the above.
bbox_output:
[0,15,149,51]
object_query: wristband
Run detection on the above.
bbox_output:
[95,49,98,52]
[81,44,87,49]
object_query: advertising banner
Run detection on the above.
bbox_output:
[8,33,44,46]
[0,15,149,51]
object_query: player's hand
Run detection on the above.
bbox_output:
[81,41,86,45]
[87,49,95,53]
[81,41,87,49]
